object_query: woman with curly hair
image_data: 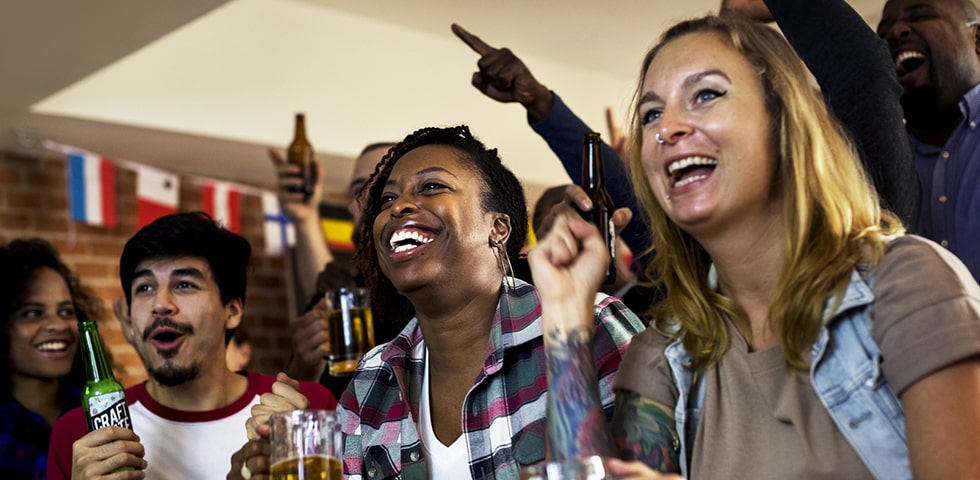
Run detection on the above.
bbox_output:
[0,238,105,479]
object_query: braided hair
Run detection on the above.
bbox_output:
[355,125,528,332]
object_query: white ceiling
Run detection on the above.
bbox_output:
[1,0,885,200]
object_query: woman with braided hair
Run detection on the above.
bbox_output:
[228,125,644,479]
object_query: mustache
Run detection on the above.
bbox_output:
[142,317,194,342]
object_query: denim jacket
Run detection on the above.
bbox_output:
[664,268,909,480]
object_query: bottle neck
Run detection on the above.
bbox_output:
[79,320,115,383]
[293,114,308,142]
[582,136,604,190]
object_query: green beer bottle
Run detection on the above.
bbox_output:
[79,319,133,432]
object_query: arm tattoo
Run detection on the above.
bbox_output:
[545,327,616,461]
[612,390,680,473]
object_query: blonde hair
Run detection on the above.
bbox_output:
[627,15,904,371]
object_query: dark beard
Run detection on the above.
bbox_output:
[148,363,200,387]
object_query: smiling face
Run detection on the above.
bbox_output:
[636,31,779,237]
[8,267,79,387]
[122,256,242,386]
[372,145,502,295]
[878,0,980,102]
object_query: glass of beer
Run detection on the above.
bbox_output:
[324,287,375,376]
[519,456,611,480]
[270,409,343,480]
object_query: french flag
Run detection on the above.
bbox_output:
[202,182,241,233]
[136,166,179,230]
[67,151,117,227]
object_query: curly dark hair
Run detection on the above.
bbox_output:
[120,211,251,344]
[0,238,103,400]
[354,125,528,332]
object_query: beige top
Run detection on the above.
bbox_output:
[615,235,980,478]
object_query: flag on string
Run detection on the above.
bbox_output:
[262,191,295,256]
[66,151,117,227]
[202,181,241,233]
[136,166,179,229]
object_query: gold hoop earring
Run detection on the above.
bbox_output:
[492,239,515,291]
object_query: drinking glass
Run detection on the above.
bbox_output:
[323,287,375,376]
[519,456,612,480]
[269,409,343,480]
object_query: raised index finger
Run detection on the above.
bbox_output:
[451,23,496,55]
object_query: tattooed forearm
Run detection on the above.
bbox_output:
[545,327,616,461]
[612,390,680,473]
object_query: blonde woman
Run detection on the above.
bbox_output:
[531,10,980,480]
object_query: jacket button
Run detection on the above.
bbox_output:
[410,450,420,462]
[367,467,377,478]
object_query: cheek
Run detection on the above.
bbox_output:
[640,140,665,191]
[9,325,33,348]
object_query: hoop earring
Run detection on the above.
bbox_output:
[492,239,516,291]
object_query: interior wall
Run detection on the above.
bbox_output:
[0,149,296,386]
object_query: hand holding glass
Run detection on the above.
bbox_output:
[270,409,343,480]
[520,456,612,480]
[323,287,375,376]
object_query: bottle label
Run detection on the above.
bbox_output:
[86,392,133,431]
[608,217,616,261]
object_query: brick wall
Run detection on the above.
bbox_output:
[0,149,295,387]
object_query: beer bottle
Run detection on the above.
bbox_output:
[287,113,317,201]
[80,318,133,433]
[581,132,616,285]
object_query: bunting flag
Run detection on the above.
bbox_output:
[66,151,117,227]
[262,191,295,256]
[320,217,355,252]
[202,181,241,233]
[136,166,179,229]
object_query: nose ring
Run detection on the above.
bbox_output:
[656,132,665,144]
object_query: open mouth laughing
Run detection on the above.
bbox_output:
[894,49,926,77]
[388,227,435,254]
[667,156,718,189]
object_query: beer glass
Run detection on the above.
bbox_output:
[270,409,343,480]
[519,456,612,480]
[324,287,375,376]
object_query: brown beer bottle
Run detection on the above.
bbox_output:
[581,132,616,285]
[288,113,316,201]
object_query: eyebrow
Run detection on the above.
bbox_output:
[881,3,935,25]
[638,69,731,105]
[384,166,459,186]
[132,267,207,283]
[17,300,73,310]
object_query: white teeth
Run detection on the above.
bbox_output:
[36,341,68,352]
[668,156,718,175]
[389,229,434,252]
[675,174,709,188]
[895,50,925,65]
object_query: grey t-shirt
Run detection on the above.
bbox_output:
[615,235,980,478]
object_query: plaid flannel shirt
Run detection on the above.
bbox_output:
[337,278,645,479]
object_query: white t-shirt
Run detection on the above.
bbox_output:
[419,349,473,480]
[47,371,335,480]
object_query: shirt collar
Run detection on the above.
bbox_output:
[379,277,543,375]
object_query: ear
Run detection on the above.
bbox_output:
[973,21,980,55]
[489,214,512,246]
[224,298,244,331]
